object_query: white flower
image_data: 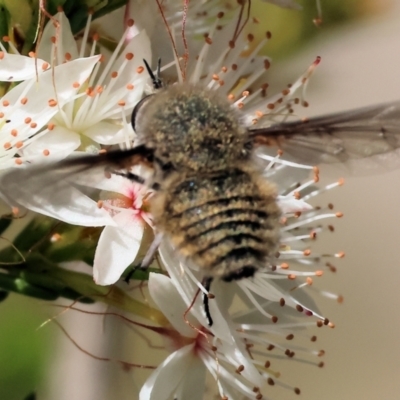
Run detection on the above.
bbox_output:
[91,173,153,285]
[0,55,100,170]
[143,272,268,400]
[35,10,151,154]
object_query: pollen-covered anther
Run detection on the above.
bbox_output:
[252,386,260,393]
[336,212,343,218]
[3,142,11,149]
[72,82,80,88]
[288,274,296,280]
[42,62,49,70]
[51,36,57,44]
[316,320,323,328]
[229,40,235,49]
[14,159,22,165]
[280,262,289,270]
[294,211,301,218]
[126,53,134,61]
[338,178,345,186]
[96,86,103,94]
[15,141,23,149]
[294,388,301,395]
[98,149,107,154]
[218,80,225,86]
[336,251,345,258]
[267,377,275,386]
[2,100,9,107]
[337,295,344,304]
[137,66,145,74]
[97,200,104,209]
[237,102,244,109]
[228,94,235,101]
[296,305,304,313]
[50,233,61,243]
[127,19,134,27]
[24,117,32,124]
[11,207,19,216]
[205,36,212,45]
[282,89,290,96]
[30,122,37,128]
[264,59,271,70]
[323,318,329,326]
[311,335,317,342]
[314,270,323,277]
[318,362,324,368]
[255,111,264,118]
[271,316,278,323]
[211,345,218,352]
[302,100,309,107]
[247,33,254,42]
[111,71,118,78]
[221,66,228,73]
[266,103,275,110]
[303,249,311,256]
[126,83,134,90]
[212,74,219,81]
[43,149,50,156]
[65,52,72,61]
[217,11,224,18]
[267,344,275,351]
[92,33,99,41]
[231,63,238,71]
[20,97,28,105]
[235,365,245,374]
[118,100,126,107]
[286,334,294,340]
[318,350,325,357]
[47,123,55,131]
[11,129,17,137]
[306,277,313,285]
[48,99,57,107]
[328,322,335,328]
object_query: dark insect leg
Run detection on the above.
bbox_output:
[111,170,145,184]
[124,233,163,283]
[202,277,214,327]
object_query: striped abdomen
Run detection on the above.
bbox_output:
[152,167,281,281]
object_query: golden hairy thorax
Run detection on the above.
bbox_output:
[135,84,251,172]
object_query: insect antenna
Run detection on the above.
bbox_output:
[143,58,163,89]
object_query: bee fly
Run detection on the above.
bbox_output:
[2,59,400,326]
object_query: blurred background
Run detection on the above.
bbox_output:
[1,0,400,399]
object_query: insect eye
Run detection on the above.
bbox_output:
[131,94,154,131]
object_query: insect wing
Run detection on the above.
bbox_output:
[0,146,153,226]
[250,101,400,169]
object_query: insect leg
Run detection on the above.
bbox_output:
[112,171,145,185]
[124,233,163,283]
[202,277,214,327]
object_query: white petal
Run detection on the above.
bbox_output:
[37,12,79,62]
[148,273,199,338]
[0,54,48,81]
[21,126,80,162]
[139,344,196,400]
[93,211,144,285]
[83,122,133,145]
[173,355,206,400]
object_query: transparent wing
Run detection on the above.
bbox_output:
[250,101,400,169]
[0,146,153,226]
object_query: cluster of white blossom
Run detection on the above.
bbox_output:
[0,1,342,399]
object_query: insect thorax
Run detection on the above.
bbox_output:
[135,84,250,172]
[151,167,281,281]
